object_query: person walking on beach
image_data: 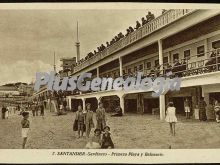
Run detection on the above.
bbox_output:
[85,103,94,138]
[40,101,44,116]
[1,105,6,119]
[165,102,177,136]
[75,105,85,138]
[21,112,30,149]
[199,97,207,121]
[5,106,9,119]
[96,102,106,131]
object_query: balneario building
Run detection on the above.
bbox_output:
[33,9,220,120]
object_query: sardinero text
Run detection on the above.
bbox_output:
[34,71,181,97]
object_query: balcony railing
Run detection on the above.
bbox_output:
[74,9,196,73]
[121,48,220,79]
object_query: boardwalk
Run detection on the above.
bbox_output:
[0,110,220,149]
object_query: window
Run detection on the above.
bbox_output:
[163,57,168,64]
[212,40,220,49]
[155,59,159,67]
[173,53,179,61]
[146,62,151,69]
[197,45,205,57]
[184,49,190,60]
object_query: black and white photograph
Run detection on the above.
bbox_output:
[0,3,220,164]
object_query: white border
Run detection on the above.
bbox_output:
[0,3,220,164]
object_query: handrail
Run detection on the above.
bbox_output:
[74,9,196,73]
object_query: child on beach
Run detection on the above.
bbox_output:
[85,129,102,149]
[21,112,30,149]
[165,102,177,136]
[101,126,114,149]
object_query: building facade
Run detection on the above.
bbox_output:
[34,9,220,120]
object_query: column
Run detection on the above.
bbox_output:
[119,56,123,77]
[68,97,72,110]
[204,38,208,59]
[119,94,125,114]
[158,39,163,71]
[82,98,86,110]
[97,67,100,78]
[159,94,166,120]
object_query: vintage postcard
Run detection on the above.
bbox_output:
[0,2,220,164]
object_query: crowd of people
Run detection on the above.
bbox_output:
[73,102,115,149]
[1,104,17,119]
[205,48,220,71]
[76,11,159,66]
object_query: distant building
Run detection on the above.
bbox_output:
[0,83,34,105]
[34,10,220,120]
[0,85,19,97]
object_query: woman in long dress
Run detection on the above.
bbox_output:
[165,102,177,136]
[198,97,207,121]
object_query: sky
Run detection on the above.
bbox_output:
[0,9,162,85]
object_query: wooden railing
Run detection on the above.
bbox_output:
[74,9,196,73]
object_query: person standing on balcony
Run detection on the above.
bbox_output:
[172,59,182,77]
[106,42,110,47]
[141,17,147,26]
[125,28,130,37]
[135,21,141,30]
[118,32,124,39]
[96,102,106,132]
[198,97,207,121]
[129,26,134,33]
[184,98,191,119]
[114,36,119,42]
[146,11,155,22]
[112,38,116,44]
